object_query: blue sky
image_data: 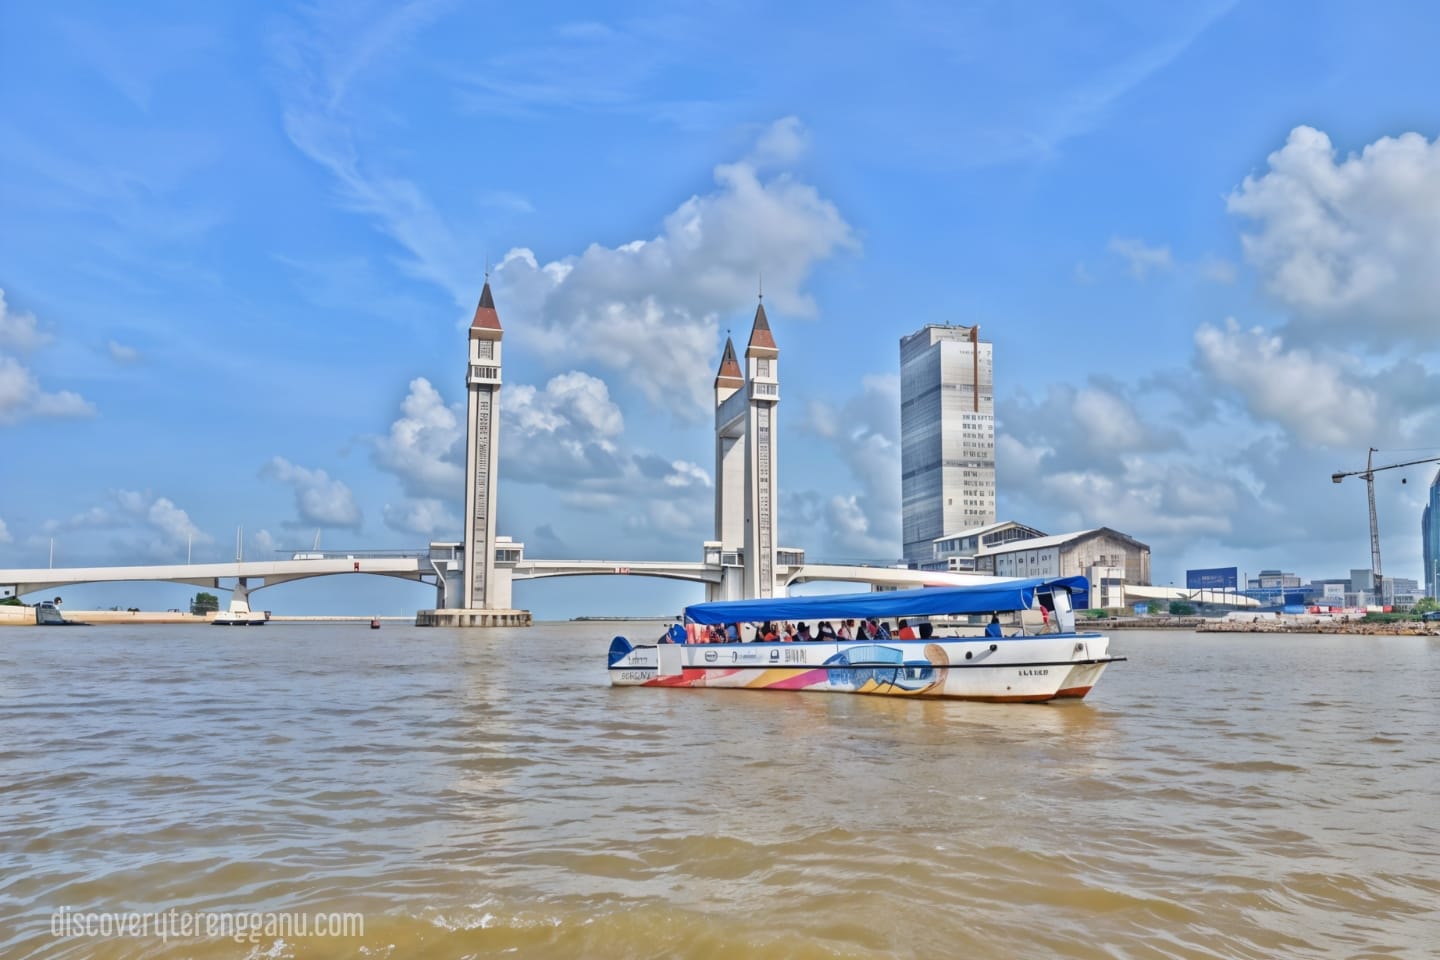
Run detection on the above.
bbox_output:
[4,0,1440,617]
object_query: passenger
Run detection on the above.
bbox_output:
[760,621,779,642]
[817,620,837,640]
[984,614,1003,638]
[897,618,916,640]
[874,619,892,640]
[838,619,855,640]
[726,622,741,643]
[782,622,796,642]
[918,622,934,640]
[795,622,814,642]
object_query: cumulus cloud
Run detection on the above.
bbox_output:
[1194,318,1378,446]
[1228,125,1440,344]
[794,374,901,559]
[102,490,213,561]
[1108,236,1172,278]
[372,377,464,499]
[496,120,857,418]
[0,291,95,424]
[261,456,362,529]
[1002,379,1183,476]
[383,497,458,536]
[749,115,809,167]
[251,528,278,558]
[0,289,51,353]
[371,370,713,542]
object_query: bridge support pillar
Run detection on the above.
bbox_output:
[415,608,532,627]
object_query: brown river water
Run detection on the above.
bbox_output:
[1,624,1436,959]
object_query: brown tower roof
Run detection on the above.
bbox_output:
[746,301,777,356]
[714,337,744,388]
[470,281,503,332]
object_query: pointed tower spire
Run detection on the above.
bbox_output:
[746,299,777,355]
[714,336,744,389]
[471,281,503,333]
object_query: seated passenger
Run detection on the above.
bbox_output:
[838,619,855,640]
[897,618,916,639]
[817,620,837,640]
[918,622,934,640]
[795,622,814,642]
[984,614,1003,638]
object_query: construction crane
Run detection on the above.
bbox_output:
[1331,448,1440,604]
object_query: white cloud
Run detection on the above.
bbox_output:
[372,378,464,499]
[0,289,51,353]
[663,460,709,488]
[252,528,278,558]
[1228,125,1440,343]
[1194,318,1377,446]
[0,289,95,424]
[496,121,856,419]
[108,340,141,363]
[383,498,458,536]
[1108,236,1172,278]
[794,374,901,558]
[260,457,363,528]
[111,489,213,561]
[749,115,809,167]
[0,355,95,424]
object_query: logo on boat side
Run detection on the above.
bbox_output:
[769,649,780,662]
[1019,668,1049,676]
[704,651,718,663]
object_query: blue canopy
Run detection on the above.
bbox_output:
[683,576,1090,625]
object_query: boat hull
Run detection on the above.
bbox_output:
[609,633,1118,702]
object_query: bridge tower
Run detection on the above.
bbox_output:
[463,280,505,609]
[711,300,781,600]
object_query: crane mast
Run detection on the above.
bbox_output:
[1332,448,1440,606]
[1365,448,1382,590]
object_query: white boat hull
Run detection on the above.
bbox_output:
[608,633,1119,702]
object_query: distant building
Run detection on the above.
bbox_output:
[925,520,1045,572]
[978,527,1150,609]
[1424,468,1440,598]
[1388,577,1420,606]
[899,323,994,563]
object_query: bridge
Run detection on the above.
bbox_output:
[0,549,1004,612]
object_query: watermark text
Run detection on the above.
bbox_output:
[51,907,364,944]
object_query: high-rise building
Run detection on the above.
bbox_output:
[1424,468,1440,598]
[900,324,995,564]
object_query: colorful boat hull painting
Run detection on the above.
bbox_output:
[608,634,1119,702]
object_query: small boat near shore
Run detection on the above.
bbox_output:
[607,576,1122,702]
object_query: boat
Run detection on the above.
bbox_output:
[607,576,1122,702]
[212,598,268,626]
[370,618,381,629]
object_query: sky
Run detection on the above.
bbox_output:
[3,0,1440,618]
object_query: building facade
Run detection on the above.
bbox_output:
[980,528,1151,609]
[900,324,995,563]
